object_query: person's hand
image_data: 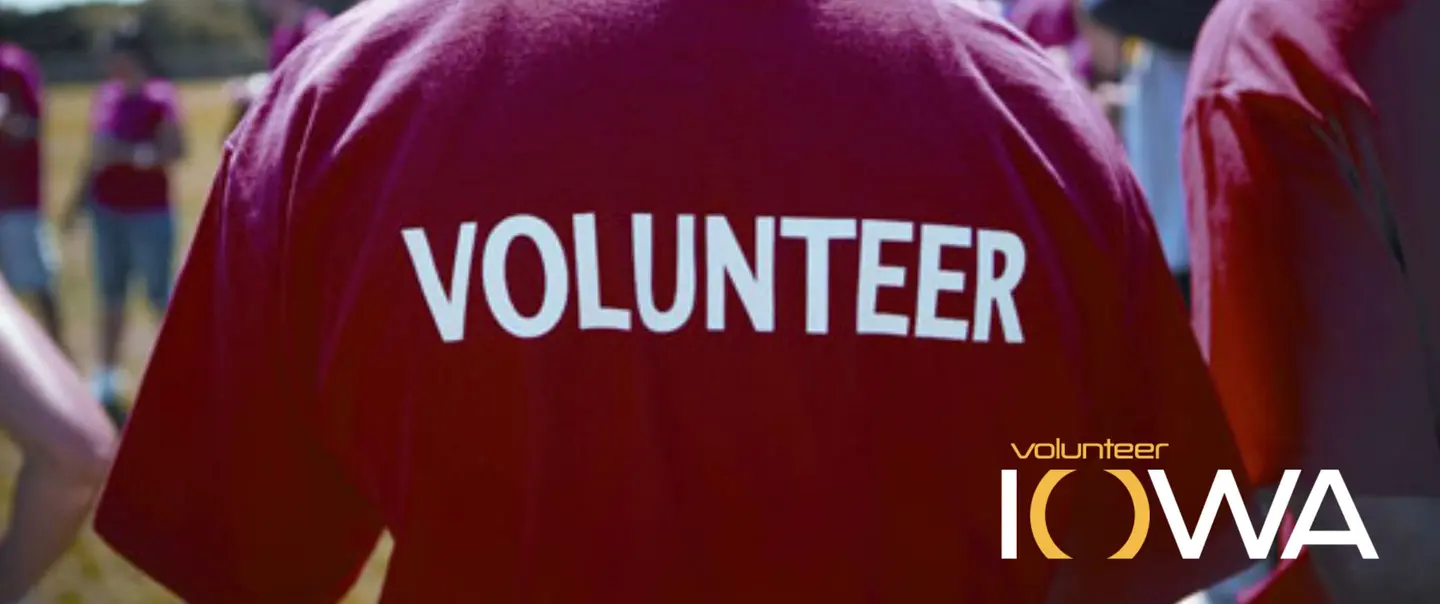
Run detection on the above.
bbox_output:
[0,95,37,142]
[131,143,158,170]
[0,114,37,140]
[92,137,125,167]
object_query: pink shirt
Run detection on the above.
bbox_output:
[268,7,331,71]
[0,42,42,210]
[90,79,182,211]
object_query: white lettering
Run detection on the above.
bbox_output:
[780,217,857,335]
[915,224,973,341]
[1002,469,1019,559]
[573,214,631,331]
[856,220,912,336]
[974,229,1026,344]
[1285,469,1377,559]
[407,214,1030,343]
[1151,469,1298,560]
[632,214,696,333]
[403,223,477,343]
[706,216,776,332]
[482,215,570,339]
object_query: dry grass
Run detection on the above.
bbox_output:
[0,81,392,603]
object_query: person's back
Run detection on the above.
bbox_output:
[97,1,1246,602]
[1185,0,1440,600]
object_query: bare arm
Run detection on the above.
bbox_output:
[92,119,185,173]
[153,119,186,166]
[0,281,116,602]
[90,134,131,170]
[57,136,113,232]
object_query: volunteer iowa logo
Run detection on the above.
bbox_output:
[1002,441,1379,561]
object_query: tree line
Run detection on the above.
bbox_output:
[0,0,357,56]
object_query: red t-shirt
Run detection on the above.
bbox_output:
[90,79,182,211]
[0,42,42,210]
[1185,0,1440,496]
[97,1,1247,602]
[268,7,331,70]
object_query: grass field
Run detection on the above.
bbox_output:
[0,81,392,603]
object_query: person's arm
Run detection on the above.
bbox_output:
[124,89,187,171]
[95,146,383,602]
[91,89,186,171]
[1183,92,1313,488]
[58,136,112,233]
[0,70,40,145]
[0,96,37,144]
[90,134,132,169]
[0,281,116,602]
[152,118,185,166]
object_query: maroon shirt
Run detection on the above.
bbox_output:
[0,42,42,210]
[98,1,1249,602]
[1186,0,1440,496]
[268,7,331,70]
[1186,1,1440,600]
[90,79,182,212]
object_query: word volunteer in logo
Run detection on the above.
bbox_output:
[1002,440,1378,561]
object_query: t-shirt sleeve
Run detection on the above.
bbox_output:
[1183,92,1307,487]
[94,147,383,603]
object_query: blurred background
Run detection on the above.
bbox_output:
[1,1,393,602]
[2,0,358,80]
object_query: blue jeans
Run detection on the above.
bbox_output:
[91,205,175,312]
[0,209,57,294]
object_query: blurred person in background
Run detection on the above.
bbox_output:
[1078,0,1216,305]
[1186,0,1440,602]
[68,25,187,427]
[0,279,115,603]
[0,41,62,344]
[223,0,331,140]
[94,0,1250,602]
[263,0,332,72]
[1007,0,1093,84]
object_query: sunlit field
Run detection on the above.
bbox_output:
[0,81,392,603]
